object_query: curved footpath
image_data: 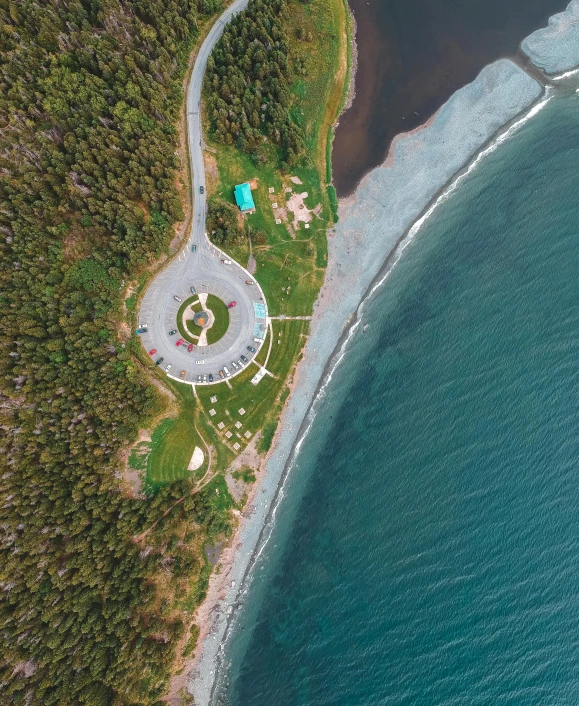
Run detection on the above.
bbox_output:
[187,1,579,703]
[139,0,268,386]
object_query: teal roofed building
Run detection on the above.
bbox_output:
[234,182,255,212]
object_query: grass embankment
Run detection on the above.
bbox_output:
[206,294,230,344]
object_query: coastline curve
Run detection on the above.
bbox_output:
[188,58,554,706]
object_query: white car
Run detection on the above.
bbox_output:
[221,259,232,265]
[223,366,231,377]
[166,364,172,372]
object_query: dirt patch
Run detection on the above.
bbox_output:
[248,178,258,190]
[290,175,303,185]
[204,151,219,194]
[117,321,131,342]
[286,191,321,229]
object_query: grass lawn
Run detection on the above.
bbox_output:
[196,319,309,454]
[206,294,230,344]
[146,383,207,486]
[177,296,203,341]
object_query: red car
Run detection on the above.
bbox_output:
[148,348,157,355]
[228,301,237,309]
[176,338,184,346]
[188,343,194,352]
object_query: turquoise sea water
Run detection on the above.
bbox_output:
[219,93,579,705]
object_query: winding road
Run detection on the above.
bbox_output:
[138,0,268,385]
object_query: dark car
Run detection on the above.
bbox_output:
[247,345,256,353]
[200,185,204,194]
[208,373,214,383]
[191,244,197,253]
[240,355,248,363]
[155,357,164,366]
[168,329,177,335]
[190,285,196,295]
[135,327,147,334]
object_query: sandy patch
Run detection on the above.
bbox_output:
[290,175,303,185]
[188,446,205,471]
[286,191,320,229]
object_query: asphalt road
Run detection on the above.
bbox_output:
[139,0,269,385]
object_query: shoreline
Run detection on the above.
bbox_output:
[185,2,579,703]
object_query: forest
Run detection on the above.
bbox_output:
[0,1,231,704]
[204,0,306,166]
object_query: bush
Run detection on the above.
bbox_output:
[207,198,245,246]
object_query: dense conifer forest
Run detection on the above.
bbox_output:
[0,1,231,704]
[205,0,306,165]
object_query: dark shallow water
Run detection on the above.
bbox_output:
[332,0,567,196]
[220,93,579,705]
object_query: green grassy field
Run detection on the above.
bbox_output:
[195,319,309,455]
[206,294,230,344]
[146,383,207,486]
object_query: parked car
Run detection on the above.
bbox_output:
[240,354,248,363]
[228,301,237,309]
[165,364,172,372]
[200,185,204,194]
[221,259,232,265]
[246,280,254,285]
[190,285,196,295]
[176,338,184,346]
[191,244,197,252]
[173,294,182,302]
[155,357,164,366]
[223,366,231,377]
[135,327,147,334]
[237,360,243,368]
[149,348,157,356]
[219,370,224,379]
[203,374,207,383]
[247,345,256,353]
[197,374,202,383]
[180,370,186,379]
[208,373,214,383]
[188,343,194,352]
[231,361,239,371]
[168,329,177,335]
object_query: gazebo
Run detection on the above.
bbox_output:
[194,310,209,327]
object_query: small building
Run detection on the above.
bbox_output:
[234,182,255,212]
[194,311,209,327]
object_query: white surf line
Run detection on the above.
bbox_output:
[363,89,555,309]
[551,66,579,81]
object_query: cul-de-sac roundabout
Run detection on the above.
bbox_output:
[138,236,268,385]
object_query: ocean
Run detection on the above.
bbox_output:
[216,92,579,704]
